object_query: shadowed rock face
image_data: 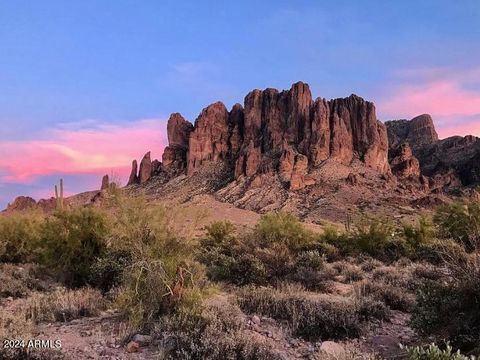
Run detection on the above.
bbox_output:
[386,115,480,188]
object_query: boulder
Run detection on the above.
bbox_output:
[319,341,345,357]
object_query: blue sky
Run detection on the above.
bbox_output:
[1,1,480,208]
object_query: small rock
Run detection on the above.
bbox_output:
[126,341,140,353]
[132,334,152,345]
[251,315,261,325]
[319,341,345,357]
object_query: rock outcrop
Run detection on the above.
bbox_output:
[170,82,390,190]
[386,115,480,189]
[127,160,139,186]
[162,113,193,174]
[389,143,420,178]
[234,84,390,187]
[386,114,438,150]
[127,152,158,185]
[138,152,152,184]
[101,175,110,190]
[187,102,230,176]
[5,196,37,212]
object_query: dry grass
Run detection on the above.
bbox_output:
[236,284,386,341]
[25,287,106,323]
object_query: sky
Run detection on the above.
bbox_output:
[1,0,480,208]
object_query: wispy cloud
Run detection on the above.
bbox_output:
[0,119,166,184]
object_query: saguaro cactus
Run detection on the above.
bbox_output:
[55,179,64,209]
[345,213,352,233]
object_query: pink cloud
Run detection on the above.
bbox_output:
[381,80,480,118]
[378,67,480,138]
[436,118,480,139]
[0,119,166,184]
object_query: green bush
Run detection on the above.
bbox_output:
[88,250,132,293]
[200,213,317,286]
[402,343,476,360]
[0,212,43,263]
[403,216,434,248]
[110,196,208,327]
[322,218,413,262]
[434,202,480,251]
[39,208,108,287]
[253,212,315,250]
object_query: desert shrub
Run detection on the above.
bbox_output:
[434,202,480,251]
[403,216,434,248]
[0,212,43,263]
[360,279,415,312]
[253,212,315,250]
[359,257,384,272]
[287,265,336,292]
[402,343,476,360]
[341,263,365,282]
[412,251,480,353]
[158,300,284,360]
[39,208,108,287]
[0,264,52,298]
[25,287,106,323]
[295,250,325,270]
[110,196,208,327]
[372,265,410,288]
[88,249,132,293]
[200,213,323,287]
[237,285,381,341]
[414,238,467,265]
[356,295,391,322]
[323,218,413,262]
